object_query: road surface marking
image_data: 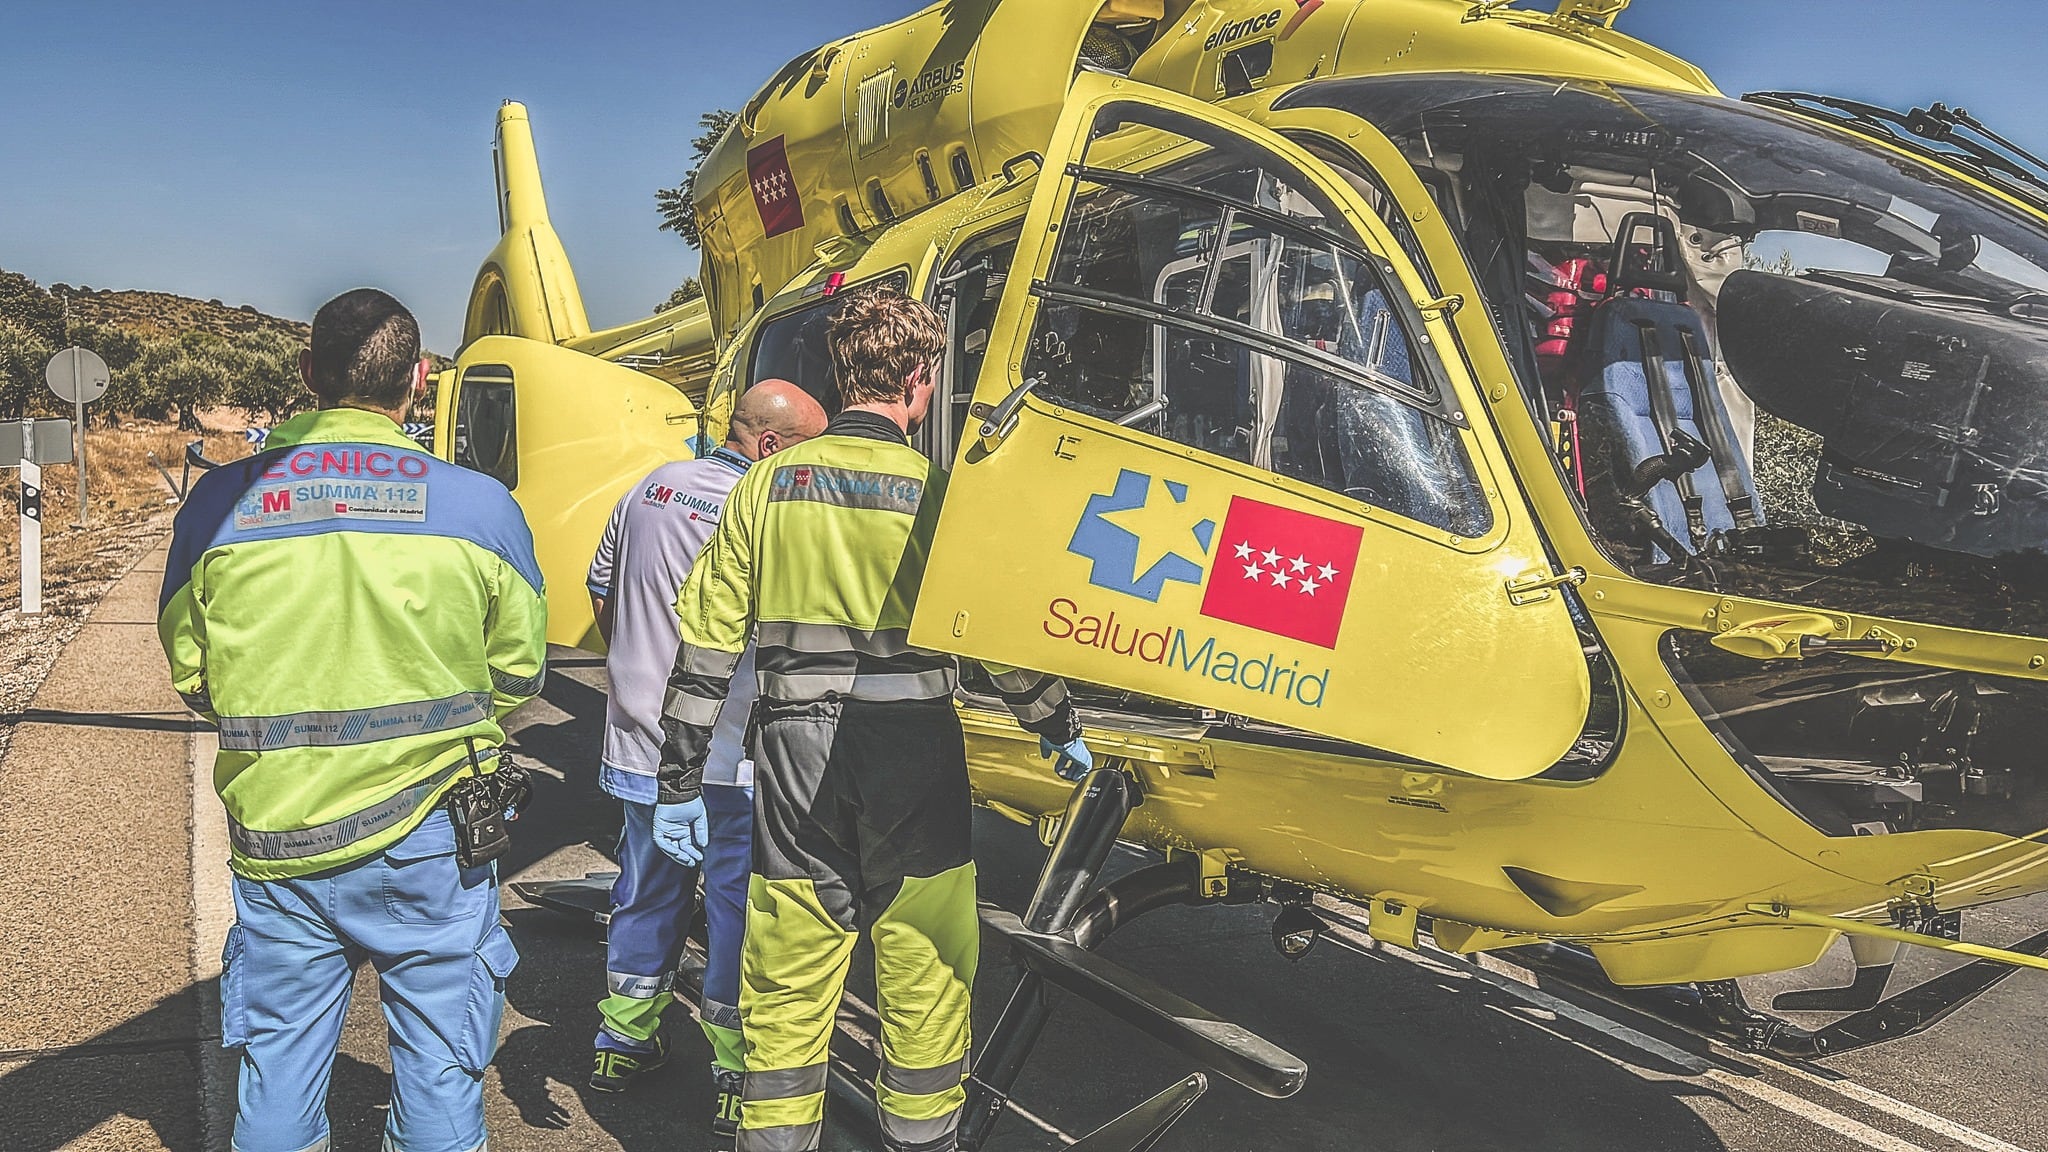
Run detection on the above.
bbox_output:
[188,726,234,1152]
[1700,1067,1934,1152]
[1317,917,2015,1152]
[1752,1053,2034,1152]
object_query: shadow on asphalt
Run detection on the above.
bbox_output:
[0,709,212,733]
[0,661,1740,1152]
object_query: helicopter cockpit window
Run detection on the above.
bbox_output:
[747,271,911,416]
[1024,110,1492,539]
[453,366,517,490]
[1291,74,2048,638]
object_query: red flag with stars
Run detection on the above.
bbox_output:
[1199,497,1362,648]
[747,135,805,239]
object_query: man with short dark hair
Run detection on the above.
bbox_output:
[584,380,827,1123]
[657,288,1089,1152]
[161,287,546,1152]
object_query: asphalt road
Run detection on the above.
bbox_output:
[466,651,2048,1152]
[4,607,2042,1152]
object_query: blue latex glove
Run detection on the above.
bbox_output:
[1038,736,1094,781]
[653,799,709,867]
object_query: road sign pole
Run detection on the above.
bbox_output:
[19,419,41,615]
[72,355,87,527]
[44,346,107,529]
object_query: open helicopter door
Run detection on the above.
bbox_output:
[438,336,703,650]
[912,74,1590,780]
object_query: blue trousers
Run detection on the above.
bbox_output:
[222,810,517,1152]
[598,799,696,1050]
[699,782,754,1071]
[597,786,753,1070]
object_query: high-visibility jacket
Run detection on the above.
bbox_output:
[159,407,548,881]
[658,410,1076,801]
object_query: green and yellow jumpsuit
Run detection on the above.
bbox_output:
[660,409,1077,1152]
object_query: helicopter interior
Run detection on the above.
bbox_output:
[734,78,2048,838]
[1283,73,2048,837]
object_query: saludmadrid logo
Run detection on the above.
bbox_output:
[1043,596,1331,707]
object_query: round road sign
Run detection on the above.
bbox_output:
[45,347,110,404]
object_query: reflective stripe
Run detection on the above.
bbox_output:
[996,675,1068,724]
[757,668,957,704]
[491,666,544,697]
[662,686,725,727]
[986,666,1041,693]
[607,969,674,998]
[683,643,744,678]
[747,1062,829,1101]
[756,622,917,658]
[878,1106,962,1147]
[228,761,469,862]
[701,996,742,1031]
[767,464,924,514]
[180,686,214,714]
[217,690,492,751]
[880,1056,968,1096]
[736,1121,823,1152]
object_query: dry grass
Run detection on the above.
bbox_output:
[0,413,254,577]
[0,411,255,759]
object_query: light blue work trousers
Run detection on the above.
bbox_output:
[697,782,754,1066]
[221,810,518,1152]
[597,783,753,1068]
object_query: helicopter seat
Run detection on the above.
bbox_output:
[1573,213,1763,562]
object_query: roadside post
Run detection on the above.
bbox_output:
[44,347,110,528]
[2,418,74,615]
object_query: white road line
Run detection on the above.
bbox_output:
[1474,990,1935,1152]
[187,725,235,1152]
[1321,924,1714,1074]
[1319,922,2023,1152]
[1752,1055,2036,1152]
[1699,1068,1934,1152]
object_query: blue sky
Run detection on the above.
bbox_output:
[1,1,2041,352]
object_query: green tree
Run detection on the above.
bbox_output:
[0,269,64,346]
[1745,248,1799,275]
[67,321,145,426]
[226,329,310,424]
[655,109,739,249]
[0,315,57,418]
[656,277,705,313]
[118,331,235,430]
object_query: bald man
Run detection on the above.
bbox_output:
[585,380,828,1109]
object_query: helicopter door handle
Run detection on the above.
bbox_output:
[1711,613,1900,661]
[970,374,1045,453]
[1415,292,1465,318]
[1001,152,1045,186]
[1504,565,1585,605]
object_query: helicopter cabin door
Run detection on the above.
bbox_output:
[911,74,1590,780]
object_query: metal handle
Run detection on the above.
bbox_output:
[971,375,1045,451]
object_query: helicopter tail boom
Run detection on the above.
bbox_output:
[461,101,592,348]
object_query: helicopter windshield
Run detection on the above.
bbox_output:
[1288,74,2048,640]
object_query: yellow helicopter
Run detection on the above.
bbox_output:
[442,0,2048,1140]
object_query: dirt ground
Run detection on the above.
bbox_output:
[0,412,254,761]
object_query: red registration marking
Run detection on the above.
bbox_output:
[1198,497,1362,649]
[747,136,805,239]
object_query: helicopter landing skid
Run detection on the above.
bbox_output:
[959,762,1306,1152]
[1505,930,2048,1059]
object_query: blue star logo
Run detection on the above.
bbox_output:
[1067,469,1215,602]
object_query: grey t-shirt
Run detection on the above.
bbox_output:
[588,449,756,801]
